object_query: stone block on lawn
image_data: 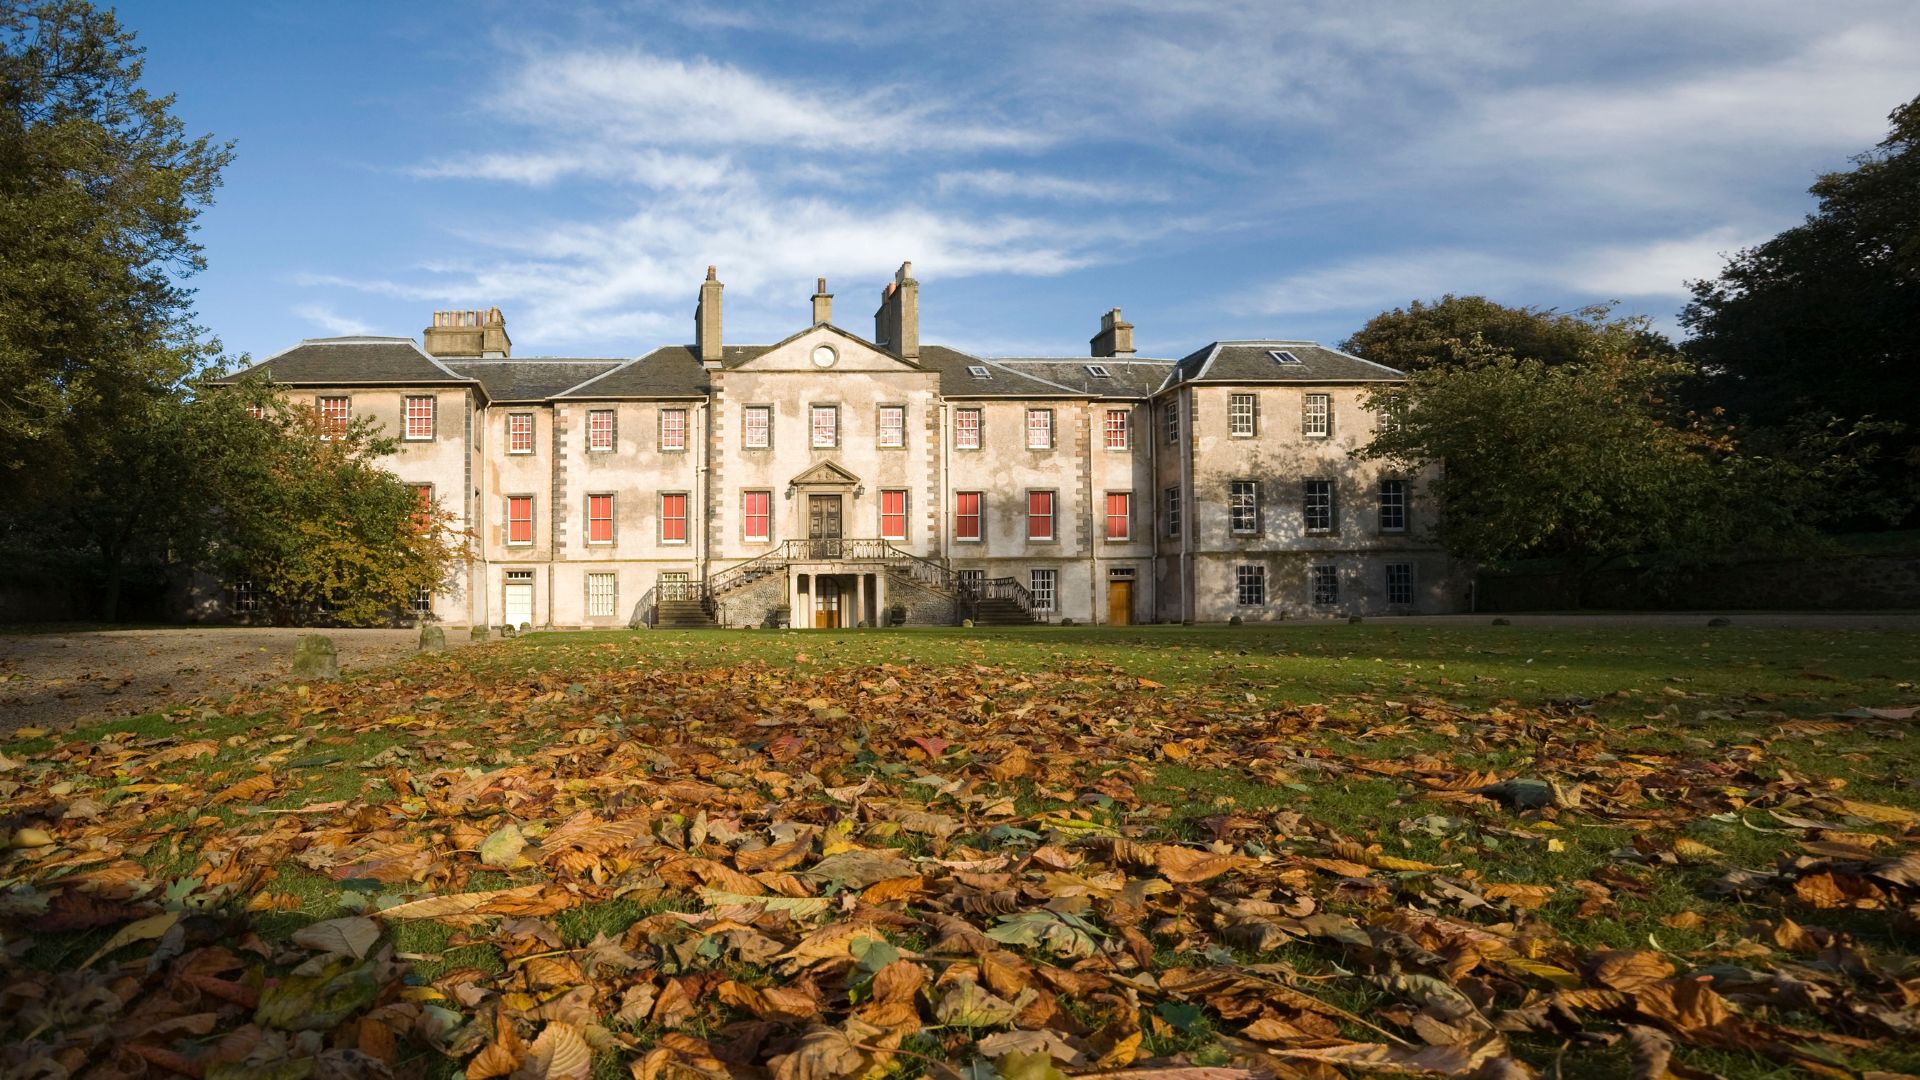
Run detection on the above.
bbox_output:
[291,634,339,680]
[470,625,490,641]
[419,624,447,651]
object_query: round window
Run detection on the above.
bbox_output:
[810,344,837,368]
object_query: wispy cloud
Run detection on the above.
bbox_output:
[935,169,1167,203]
[292,303,376,337]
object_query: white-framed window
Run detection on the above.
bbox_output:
[1236,565,1266,606]
[587,409,616,452]
[587,573,616,617]
[507,495,534,545]
[955,407,982,450]
[318,395,350,437]
[412,584,433,613]
[587,493,614,544]
[880,489,908,540]
[1104,409,1129,450]
[1378,479,1407,533]
[1229,393,1257,438]
[955,491,983,542]
[743,405,772,450]
[967,365,991,379]
[742,490,772,543]
[1376,394,1407,434]
[659,407,688,452]
[877,405,906,448]
[1386,563,1414,605]
[811,404,839,448]
[1026,490,1055,541]
[507,412,534,454]
[1229,480,1259,535]
[1105,491,1132,541]
[1086,364,1111,378]
[660,493,689,544]
[1303,479,1334,533]
[1164,400,1179,445]
[1026,408,1054,450]
[1310,564,1339,606]
[1165,487,1181,537]
[1303,393,1332,438]
[1029,568,1056,612]
[233,580,258,613]
[1270,349,1302,365]
[404,395,435,440]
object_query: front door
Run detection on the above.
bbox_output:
[815,577,842,628]
[1107,579,1134,626]
[808,495,842,559]
[504,580,533,628]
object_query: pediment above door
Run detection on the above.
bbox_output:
[790,460,861,488]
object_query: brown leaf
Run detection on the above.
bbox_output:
[209,772,278,805]
[1587,951,1676,992]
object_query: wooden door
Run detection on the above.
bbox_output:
[1107,579,1133,626]
[808,495,842,558]
[504,583,533,628]
[815,578,842,628]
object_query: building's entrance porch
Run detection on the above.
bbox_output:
[792,569,882,629]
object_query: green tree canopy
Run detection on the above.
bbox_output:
[1341,296,1676,373]
[1680,94,1919,509]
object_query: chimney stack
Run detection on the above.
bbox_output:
[812,277,833,325]
[872,261,918,360]
[695,266,723,366]
[1090,307,1135,358]
[424,307,511,358]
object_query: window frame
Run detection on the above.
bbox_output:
[409,483,435,531]
[507,412,535,454]
[1229,479,1261,536]
[659,492,689,545]
[877,404,907,449]
[1025,408,1054,450]
[742,404,773,450]
[318,395,351,438]
[586,492,615,545]
[1310,564,1339,607]
[586,408,617,453]
[658,407,689,453]
[954,407,982,450]
[1228,393,1257,438]
[1236,564,1266,606]
[742,489,773,544]
[411,584,434,614]
[879,488,909,540]
[1302,392,1332,438]
[1378,478,1408,533]
[506,495,535,546]
[1164,400,1179,445]
[1029,568,1057,612]
[1104,408,1129,451]
[1165,486,1181,538]
[1025,489,1056,542]
[810,404,840,449]
[1303,479,1334,534]
[586,572,617,618]
[954,491,984,543]
[1105,491,1132,542]
[1386,562,1414,605]
[404,395,436,441]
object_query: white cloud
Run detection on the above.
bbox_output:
[292,303,376,337]
[935,169,1167,203]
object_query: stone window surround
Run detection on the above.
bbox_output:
[742,488,774,543]
[1104,490,1132,542]
[810,403,840,449]
[506,494,535,546]
[1026,407,1054,451]
[742,404,773,450]
[1103,408,1129,451]
[876,403,907,450]
[586,408,617,453]
[507,411,535,454]
[954,490,984,542]
[954,407,983,451]
[404,395,436,441]
[1026,488,1057,542]
[879,487,909,540]
[658,407,689,453]
[659,491,690,545]
[586,492,615,545]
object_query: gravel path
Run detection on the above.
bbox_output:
[0,627,472,734]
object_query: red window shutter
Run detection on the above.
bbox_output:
[662,494,687,541]
[508,497,533,544]
[1027,491,1053,539]
[956,492,981,540]
[589,495,613,543]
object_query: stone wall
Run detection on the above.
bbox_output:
[885,569,958,626]
[1478,554,1920,612]
[715,572,790,628]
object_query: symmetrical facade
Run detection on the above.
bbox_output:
[219,264,1467,628]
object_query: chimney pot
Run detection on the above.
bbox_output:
[812,277,834,325]
[706,265,717,281]
[424,307,510,357]
[1090,306,1135,358]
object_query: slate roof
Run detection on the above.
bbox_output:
[443,360,624,402]
[558,346,718,399]
[918,345,1174,398]
[214,338,475,386]
[1168,341,1405,386]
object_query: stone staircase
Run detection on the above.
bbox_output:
[654,598,719,629]
[969,597,1037,625]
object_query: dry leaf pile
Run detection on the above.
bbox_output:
[1,655,1917,1080]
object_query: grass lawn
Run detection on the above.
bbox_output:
[2,623,1917,1079]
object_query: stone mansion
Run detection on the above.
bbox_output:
[218,263,1466,629]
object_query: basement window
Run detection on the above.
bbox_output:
[1086,364,1111,378]
[967,365,991,379]
[1269,350,1303,365]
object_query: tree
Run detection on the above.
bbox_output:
[1341,296,1677,373]
[1356,342,1875,602]
[1681,94,1919,513]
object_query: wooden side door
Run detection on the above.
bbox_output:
[1107,579,1133,626]
[815,578,842,628]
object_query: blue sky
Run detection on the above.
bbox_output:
[121,1,1919,363]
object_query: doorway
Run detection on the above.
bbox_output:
[815,577,842,628]
[808,494,842,559]
[1107,570,1135,626]
[504,570,534,628]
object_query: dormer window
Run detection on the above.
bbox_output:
[1086,365,1111,378]
[967,365,991,379]
[1270,350,1302,365]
